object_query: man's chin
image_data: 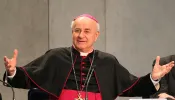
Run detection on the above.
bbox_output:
[75,46,86,51]
[77,47,86,50]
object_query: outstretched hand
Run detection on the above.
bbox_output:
[4,49,18,76]
[151,56,174,81]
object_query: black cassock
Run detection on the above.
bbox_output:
[4,47,156,100]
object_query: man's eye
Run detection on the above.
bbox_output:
[74,29,81,33]
[84,31,90,34]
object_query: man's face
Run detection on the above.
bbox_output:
[72,17,99,52]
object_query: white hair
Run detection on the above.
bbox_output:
[71,21,100,32]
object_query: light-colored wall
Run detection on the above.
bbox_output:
[0,0,49,100]
[106,0,175,76]
[1,0,175,99]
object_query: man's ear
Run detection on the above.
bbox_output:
[95,31,100,42]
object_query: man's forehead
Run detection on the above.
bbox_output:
[74,24,92,30]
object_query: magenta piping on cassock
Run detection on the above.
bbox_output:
[94,71,102,99]
[115,77,140,99]
[20,67,59,99]
[58,55,78,100]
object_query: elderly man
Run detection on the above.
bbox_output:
[3,14,174,100]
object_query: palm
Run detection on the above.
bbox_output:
[8,58,16,69]
[153,63,165,79]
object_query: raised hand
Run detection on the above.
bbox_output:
[4,49,18,76]
[151,56,174,81]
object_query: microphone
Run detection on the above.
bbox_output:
[0,79,15,100]
[85,65,96,100]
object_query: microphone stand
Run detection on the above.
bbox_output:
[0,92,2,100]
[0,79,15,100]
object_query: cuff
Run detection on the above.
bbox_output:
[150,73,160,86]
[7,68,17,79]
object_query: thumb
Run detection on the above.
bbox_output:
[13,49,18,59]
[155,56,160,66]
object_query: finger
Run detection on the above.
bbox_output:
[170,63,174,68]
[4,56,9,63]
[13,49,18,59]
[163,63,174,74]
[170,61,175,66]
[167,63,174,71]
[4,58,10,68]
[159,94,175,99]
[165,66,172,74]
[155,56,160,66]
[164,61,174,68]
[168,95,175,99]
[166,62,174,69]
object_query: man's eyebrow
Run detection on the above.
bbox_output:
[84,28,91,31]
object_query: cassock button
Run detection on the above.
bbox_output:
[82,56,86,59]
[82,73,85,75]
[83,78,86,80]
[82,62,85,64]
[81,85,85,88]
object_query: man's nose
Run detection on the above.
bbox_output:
[78,32,85,38]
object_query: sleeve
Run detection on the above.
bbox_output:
[114,58,157,98]
[7,68,17,79]
[150,76,168,98]
[3,67,36,89]
[120,74,157,98]
[3,49,52,89]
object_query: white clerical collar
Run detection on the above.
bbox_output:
[80,52,88,56]
[72,45,94,56]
